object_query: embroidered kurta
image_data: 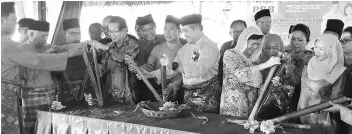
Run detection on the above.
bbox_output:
[220,49,262,117]
[174,35,221,113]
[102,34,139,103]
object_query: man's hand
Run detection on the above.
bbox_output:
[67,45,84,57]
[87,40,109,51]
[322,101,349,113]
[124,55,137,72]
[162,85,173,97]
[136,68,154,80]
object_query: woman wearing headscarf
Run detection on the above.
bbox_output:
[288,24,314,110]
[257,34,296,120]
[220,26,281,117]
[298,33,346,134]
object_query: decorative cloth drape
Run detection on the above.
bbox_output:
[36,111,197,134]
[51,1,83,45]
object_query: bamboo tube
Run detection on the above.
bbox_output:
[92,48,103,104]
[82,50,103,106]
[255,63,287,117]
[161,66,167,102]
[248,65,278,120]
[270,96,352,123]
[131,62,163,103]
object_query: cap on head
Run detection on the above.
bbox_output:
[325,19,344,38]
[137,14,154,26]
[63,18,80,31]
[29,20,50,32]
[1,2,15,18]
[254,9,271,21]
[180,14,202,26]
[18,18,35,28]
[165,15,180,28]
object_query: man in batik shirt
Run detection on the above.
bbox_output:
[157,14,221,113]
[102,16,139,104]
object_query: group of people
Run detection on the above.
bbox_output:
[1,1,352,134]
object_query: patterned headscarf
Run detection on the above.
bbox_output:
[307,33,346,83]
[234,26,264,62]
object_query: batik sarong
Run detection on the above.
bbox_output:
[183,76,221,114]
[1,83,21,134]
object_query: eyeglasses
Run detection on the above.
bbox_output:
[108,29,122,35]
[340,39,352,44]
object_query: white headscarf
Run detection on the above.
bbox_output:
[307,33,346,84]
[234,26,264,62]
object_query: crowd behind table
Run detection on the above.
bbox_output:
[1,2,352,134]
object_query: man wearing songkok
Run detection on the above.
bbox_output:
[18,18,35,43]
[1,3,84,133]
[2,16,84,134]
[219,20,247,87]
[131,14,186,102]
[135,15,184,103]
[100,15,113,45]
[54,18,107,103]
[157,14,221,113]
[101,16,139,103]
[255,9,272,35]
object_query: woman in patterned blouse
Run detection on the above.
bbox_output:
[220,26,281,117]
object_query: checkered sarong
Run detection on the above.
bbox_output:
[21,85,57,133]
[1,83,20,134]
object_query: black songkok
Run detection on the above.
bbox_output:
[18,18,35,28]
[180,14,202,26]
[137,14,154,26]
[324,19,344,38]
[1,2,15,17]
[165,15,180,28]
[254,9,271,21]
[63,18,80,31]
[29,21,50,32]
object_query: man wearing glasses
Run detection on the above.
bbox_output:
[341,27,352,98]
[102,16,139,103]
[254,9,272,35]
